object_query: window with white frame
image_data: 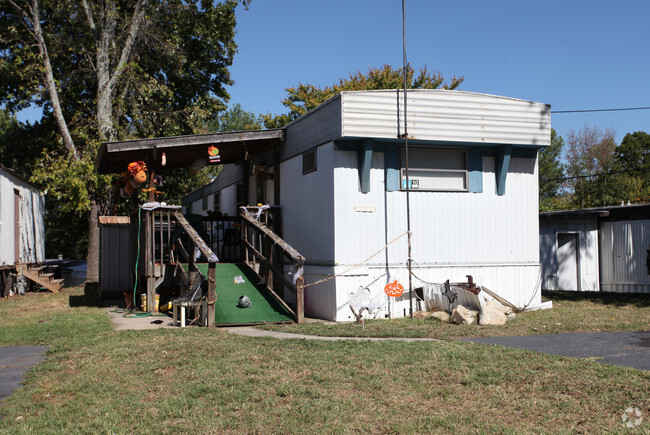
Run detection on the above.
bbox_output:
[400,147,468,191]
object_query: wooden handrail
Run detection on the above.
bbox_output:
[239,205,305,323]
[173,211,218,263]
[239,207,305,265]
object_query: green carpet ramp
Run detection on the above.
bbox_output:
[191,263,294,325]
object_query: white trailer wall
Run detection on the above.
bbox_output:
[280,143,336,320]
[325,152,541,321]
[0,168,45,265]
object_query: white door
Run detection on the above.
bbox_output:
[557,233,579,290]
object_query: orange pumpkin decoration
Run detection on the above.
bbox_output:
[134,170,147,184]
[127,161,147,185]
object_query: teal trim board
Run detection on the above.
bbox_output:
[358,139,373,193]
[384,144,400,192]
[495,145,512,196]
[468,148,483,193]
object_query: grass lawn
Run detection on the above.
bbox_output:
[0,288,648,433]
[261,291,650,340]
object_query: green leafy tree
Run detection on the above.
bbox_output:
[564,126,618,208]
[1,0,247,280]
[214,103,263,132]
[612,131,650,203]
[539,129,565,210]
[263,64,464,128]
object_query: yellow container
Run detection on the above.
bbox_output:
[141,294,147,311]
[155,294,160,312]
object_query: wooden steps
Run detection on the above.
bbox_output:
[17,263,64,293]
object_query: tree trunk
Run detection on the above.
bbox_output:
[85,199,101,283]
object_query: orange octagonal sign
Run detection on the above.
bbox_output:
[384,280,404,298]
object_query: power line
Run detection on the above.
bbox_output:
[552,106,650,114]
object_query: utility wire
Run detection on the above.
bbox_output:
[552,106,650,114]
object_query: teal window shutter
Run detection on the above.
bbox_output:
[468,149,483,193]
[495,145,512,196]
[358,139,373,193]
[384,144,399,191]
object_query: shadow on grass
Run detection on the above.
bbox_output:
[543,290,650,308]
[68,282,105,308]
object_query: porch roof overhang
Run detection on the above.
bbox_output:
[95,129,284,174]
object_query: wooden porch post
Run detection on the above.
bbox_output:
[296,275,304,324]
[207,262,216,327]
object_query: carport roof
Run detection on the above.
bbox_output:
[95,129,284,174]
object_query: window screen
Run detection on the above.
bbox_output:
[400,148,468,191]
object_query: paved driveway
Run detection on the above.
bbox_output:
[0,346,49,404]
[462,331,650,371]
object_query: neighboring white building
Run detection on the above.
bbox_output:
[540,204,650,293]
[0,164,45,266]
[183,89,551,321]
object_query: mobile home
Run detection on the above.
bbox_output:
[183,90,551,321]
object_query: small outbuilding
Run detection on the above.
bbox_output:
[0,165,45,266]
[540,203,650,293]
[0,164,46,295]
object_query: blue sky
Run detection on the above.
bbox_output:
[15,0,649,145]
[227,0,649,144]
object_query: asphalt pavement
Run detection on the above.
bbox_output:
[0,346,49,404]
[461,331,650,371]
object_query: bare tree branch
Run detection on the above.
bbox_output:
[12,0,79,159]
[79,0,99,41]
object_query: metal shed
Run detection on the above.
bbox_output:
[99,216,133,298]
[540,204,650,293]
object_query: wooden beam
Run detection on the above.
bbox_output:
[172,211,218,263]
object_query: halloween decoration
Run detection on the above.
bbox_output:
[128,161,148,185]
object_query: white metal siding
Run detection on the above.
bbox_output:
[328,152,541,317]
[340,90,551,147]
[539,218,600,291]
[317,263,541,322]
[0,169,44,265]
[280,142,335,265]
[600,219,650,293]
[334,155,539,265]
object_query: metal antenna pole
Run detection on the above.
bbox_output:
[402,0,413,319]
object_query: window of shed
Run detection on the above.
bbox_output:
[302,149,317,174]
[400,148,468,191]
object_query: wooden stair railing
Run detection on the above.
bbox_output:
[239,206,306,324]
[139,206,218,326]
